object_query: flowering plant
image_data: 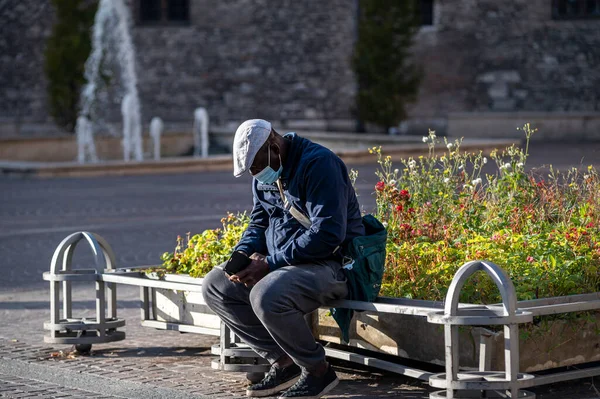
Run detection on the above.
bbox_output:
[373,125,600,302]
[159,212,249,278]
[160,124,599,304]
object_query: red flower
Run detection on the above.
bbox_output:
[526,256,535,263]
[375,181,385,192]
[399,189,410,200]
[395,204,403,212]
[408,207,415,214]
[399,223,412,231]
[587,222,594,228]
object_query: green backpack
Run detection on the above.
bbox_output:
[331,214,387,342]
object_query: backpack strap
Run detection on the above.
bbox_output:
[275,179,340,255]
[276,179,312,229]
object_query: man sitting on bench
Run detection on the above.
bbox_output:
[202,119,365,399]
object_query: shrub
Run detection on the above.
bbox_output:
[159,212,249,278]
[44,0,97,132]
[352,0,422,131]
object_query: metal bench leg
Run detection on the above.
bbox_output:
[479,329,493,372]
[444,324,459,399]
[141,286,150,321]
[220,321,230,366]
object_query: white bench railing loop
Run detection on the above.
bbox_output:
[426,260,535,399]
[42,232,126,348]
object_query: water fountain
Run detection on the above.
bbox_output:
[193,108,210,158]
[75,116,98,163]
[121,94,143,161]
[77,0,143,163]
[149,117,163,160]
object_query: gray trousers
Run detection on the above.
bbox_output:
[202,260,348,371]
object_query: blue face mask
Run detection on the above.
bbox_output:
[254,146,282,184]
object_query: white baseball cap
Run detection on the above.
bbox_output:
[232,119,272,177]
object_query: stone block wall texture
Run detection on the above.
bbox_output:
[0,0,358,132]
[0,0,598,136]
[409,0,600,118]
[133,0,357,126]
[0,0,56,126]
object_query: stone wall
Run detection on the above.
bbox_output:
[0,0,56,130]
[135,0,357,127]
[409,0,600,119]
[0,0,358,136]
[0,0,598,139]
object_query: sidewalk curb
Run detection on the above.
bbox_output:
[0,356,210,399]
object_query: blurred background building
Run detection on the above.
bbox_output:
[1,0,599,140]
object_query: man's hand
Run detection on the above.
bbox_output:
[229,253,269,287]
[249,252,267,262]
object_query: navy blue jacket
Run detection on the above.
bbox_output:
[235,133,365,270]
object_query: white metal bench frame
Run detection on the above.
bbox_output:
[43,232,600,398]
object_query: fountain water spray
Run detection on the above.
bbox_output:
[149,117,163,160]
[193,108,209,158]
[121,94,143,161]
[76,116,98,163]
[77,0,143,163]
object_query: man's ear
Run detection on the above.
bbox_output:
[271,142,281,156]
[269,133,281,155]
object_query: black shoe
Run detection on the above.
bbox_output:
[278,365,339,399]
[246,363,302,397]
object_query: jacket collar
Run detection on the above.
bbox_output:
[280,132,302,182]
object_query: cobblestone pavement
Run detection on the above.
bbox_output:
[1,142,600,398]
[0,372,123,398]
[0,287,435,398]
[0,293,598,399]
